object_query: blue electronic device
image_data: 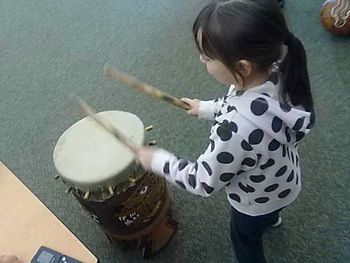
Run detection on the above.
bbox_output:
[31,246,82,263]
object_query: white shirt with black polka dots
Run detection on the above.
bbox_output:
[151,79,315,216]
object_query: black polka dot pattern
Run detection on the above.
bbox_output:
[179,88,310,209]
[227,105,237,113]
[241,140,253,151]
[216,120,238,141]
[241,158,256,167]
[237,170,245,175]
[216,121,231,141]
[188,174,196,188]
[264,183,279,192]
[202,161,212,176]
[250,174,266,183]
[229,122,238,133]
[210,139,215,152]
[255,197,270,203]
[272,117,283,133]
[287,170,294,182]
[194,162,198,171]
[282,145,286,157]
[201,182,214,194]
[229,193,241,202]
[217,152,234,164]
[280,102,291,112]
[293,117,305,131]
[296,173,299,185]
[239,182,255,193]
[296,131,305,142]
[248,129,264,145]
[163,162,170,174]
[268,139,281,151]
[260,159,275,170]
[275,166,288,177]
[178,160,188,171]
[286,147,290,160]
[285,127,291,142]
[250,98,269,116]
[220,173,235,182]
[278,189,291,198]
[175,181,186,189]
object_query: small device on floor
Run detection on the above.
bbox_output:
[31,246,82,263]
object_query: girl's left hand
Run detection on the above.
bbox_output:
[134,146,156,171]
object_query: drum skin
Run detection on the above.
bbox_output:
[320,0,350,35]
[53,111,145,190]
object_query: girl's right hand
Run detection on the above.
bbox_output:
[181,98,200,117]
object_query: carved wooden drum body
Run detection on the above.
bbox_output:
[53,111,177,258]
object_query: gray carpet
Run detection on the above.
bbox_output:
[0,0,349,262]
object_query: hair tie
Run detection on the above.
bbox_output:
[271,45,288,72]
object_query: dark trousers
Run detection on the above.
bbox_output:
[230,207,281,263]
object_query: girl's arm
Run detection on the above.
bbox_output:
[136,130,258,197]
[182,98,223,120]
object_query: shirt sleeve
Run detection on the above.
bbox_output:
[198,84,236,120]
[198,98,223,120]
[150,123,258,197]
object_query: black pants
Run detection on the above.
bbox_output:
[230,207,281,263]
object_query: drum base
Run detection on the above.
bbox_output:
[107,215,177,259]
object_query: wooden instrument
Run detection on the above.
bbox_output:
[320,0,350,35]
[53,110,177,258]
[103,65,191,110]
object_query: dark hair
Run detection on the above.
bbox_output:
[193,0,313,110]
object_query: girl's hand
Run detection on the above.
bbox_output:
[181,98,200,117]
[135,146,156,171]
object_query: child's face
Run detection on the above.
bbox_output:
[199,54,237,85]
[197,29,237,85]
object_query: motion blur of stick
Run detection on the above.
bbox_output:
[76,96,138,153]
[103,65,190,110]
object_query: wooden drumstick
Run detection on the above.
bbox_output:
[103,65,191,110]
[76,96,138,153]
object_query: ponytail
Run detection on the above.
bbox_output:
[281,33,314,110]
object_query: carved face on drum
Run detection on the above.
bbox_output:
[113,171,166,228]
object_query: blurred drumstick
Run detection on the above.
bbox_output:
[76,96,138,153]
[103,65,191,110]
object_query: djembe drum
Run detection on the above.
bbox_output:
[320,0,350,35]
[53,110,177,258]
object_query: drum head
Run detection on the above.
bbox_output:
[53,111,144,190]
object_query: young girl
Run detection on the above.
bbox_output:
[135,0,315,262]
